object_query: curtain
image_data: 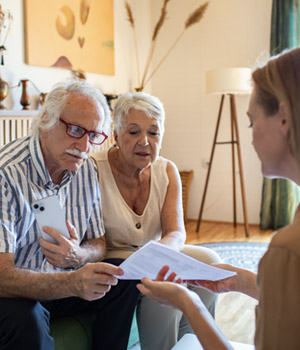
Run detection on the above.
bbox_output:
[270,0,300,52]
[260,0,300,230]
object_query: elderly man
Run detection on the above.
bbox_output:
[0,80,139,349]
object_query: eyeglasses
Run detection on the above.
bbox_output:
[59,118,108,145]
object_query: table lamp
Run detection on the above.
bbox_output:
[196,68,252,237]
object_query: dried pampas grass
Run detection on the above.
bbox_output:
[152,0,171,41]
[185,2,209,29]
[125,1,140,82]
[140,0,171,89]
[126,0,209,91]
[125,1,134,28]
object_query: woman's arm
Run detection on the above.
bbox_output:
[188,263,259,299]
[137,266,233,350]
[159,161,186,250]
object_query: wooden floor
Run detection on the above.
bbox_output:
[185,220,274,345]
[185,220,273,245]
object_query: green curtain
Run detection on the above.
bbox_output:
[260,0,300,230]
[270,0,300,52]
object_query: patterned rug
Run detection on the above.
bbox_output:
[200,242,268,273]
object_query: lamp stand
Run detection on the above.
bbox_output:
[196,94,249,237]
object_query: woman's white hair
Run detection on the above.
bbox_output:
[113,91,165,135]
[30,79,111,137]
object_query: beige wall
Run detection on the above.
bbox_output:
[3,0,272,224]
[150,0,273,224]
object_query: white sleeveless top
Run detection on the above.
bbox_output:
[94,148,169,259]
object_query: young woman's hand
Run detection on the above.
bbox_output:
[186,263,258,299]
[137,265,200,310]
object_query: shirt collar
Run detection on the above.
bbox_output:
[29,135,74,190]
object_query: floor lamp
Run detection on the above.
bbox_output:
[196,68,252,237]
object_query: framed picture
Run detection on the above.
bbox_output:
[24,0,115,75]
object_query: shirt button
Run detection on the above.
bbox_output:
[136,223,141,229]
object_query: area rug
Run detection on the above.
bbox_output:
[200,242,268,273]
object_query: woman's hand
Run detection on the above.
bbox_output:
[137,265,200,310]
[154,264,182,283]
[137,265,234,350]
[186,263,259,299]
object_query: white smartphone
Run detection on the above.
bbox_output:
[31,195,70,244]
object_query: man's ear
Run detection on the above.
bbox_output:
[114,130,119,146]
[40,112,48,126]
[38,112,46,135]
[279,102,290,138]
[39,112,51,138]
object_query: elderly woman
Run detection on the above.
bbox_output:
[92,91,221,350]
[137,48,300,350]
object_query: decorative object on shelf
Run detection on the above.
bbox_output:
[0,45,5,67]
[16,79,46,109]
[0,4,13,109]
[20,79,31,110]
[196,68,252,237]
[9,79,47,109]
[104,93,118,111]
[39,93,48,105]
[0,77,8,109]
[71,69,87,80]
[0,4,13,65]
[125,0,209,91]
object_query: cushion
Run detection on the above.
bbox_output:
[50,310,139,350]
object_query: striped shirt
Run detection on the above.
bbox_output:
[0,135,104,272]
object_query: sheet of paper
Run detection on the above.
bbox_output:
[118,240,236,281]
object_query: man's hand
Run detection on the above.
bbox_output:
[70,262,124,301]
[39,221,84,268]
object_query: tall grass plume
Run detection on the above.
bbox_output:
[125,1,209,91]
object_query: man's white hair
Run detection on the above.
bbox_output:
[30,79,111,137]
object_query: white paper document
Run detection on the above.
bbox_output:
[118,240,236,281]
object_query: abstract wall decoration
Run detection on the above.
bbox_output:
[24,0,115,75]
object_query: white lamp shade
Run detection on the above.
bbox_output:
[206,68,252,95]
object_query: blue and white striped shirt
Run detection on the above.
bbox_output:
[0,136,104,272]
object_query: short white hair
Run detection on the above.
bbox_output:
[30,79,111,137]
[113,91,165,135]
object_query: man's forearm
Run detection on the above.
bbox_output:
[80,236,106,264]
[0,267,74,300]
[0,260,122,301]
